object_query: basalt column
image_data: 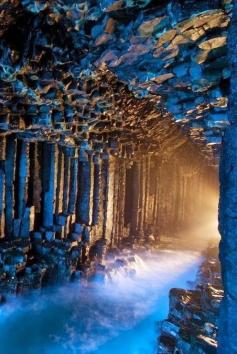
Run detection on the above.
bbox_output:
[111,158,127,247]
[62,149,71,216]
[5,135,16,237]
[0,137,5,237]
[143,155,151,239]
[41,142,55,229]
[68,149,78,215]
[92,153,101,227]
[29,142,42,230]
[218,1,237,352]
[102,151,113,242]
[15,140,30,238]
[130,161,141,241]
[76,150,91,226]
[55,146,64,216]
[110,157,120,247]
[90,152,103,245]
[137,158,146,242]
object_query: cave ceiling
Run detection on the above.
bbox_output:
[0,0,232,165]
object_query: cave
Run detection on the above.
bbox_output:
[0,0,236,353]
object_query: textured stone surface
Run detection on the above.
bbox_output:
[218,1,237,352]
[0,133,216,296]
[157,247,223,354]
[0,0,233,165]
[0,1,235,350]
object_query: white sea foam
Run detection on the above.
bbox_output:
[0,250,202,354]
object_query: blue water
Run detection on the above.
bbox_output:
[0,250,201,354]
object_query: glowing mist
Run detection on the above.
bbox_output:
[0,250,202,354]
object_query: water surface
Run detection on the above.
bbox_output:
[0,250,201,354]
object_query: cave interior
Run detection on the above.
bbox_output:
[0,0,236,353]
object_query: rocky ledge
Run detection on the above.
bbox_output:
[157,246,223,354]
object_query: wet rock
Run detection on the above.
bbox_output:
[0,0,228,298]
[115,258,128,268]
[157,248,223,354]
[0,0,232,165]
[0,294,6,305]
[138,16,168,36]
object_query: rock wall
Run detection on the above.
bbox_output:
[0,0,233,166]
[0,0,222,298]
[218,0,237,352]
[157,247,223,354]
[0,131,217,295]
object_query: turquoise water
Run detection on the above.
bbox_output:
[0,250,201,354]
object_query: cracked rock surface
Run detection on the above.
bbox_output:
[0,0,233,165]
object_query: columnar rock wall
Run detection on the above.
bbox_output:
[0,0,233,166]
[0,131,217,295]
[0,135,216,243]
[0,0,221,296]
[218,1,237,352]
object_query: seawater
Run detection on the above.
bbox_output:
[0,250,202,354]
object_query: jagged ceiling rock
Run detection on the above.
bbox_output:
[0,0,233,165]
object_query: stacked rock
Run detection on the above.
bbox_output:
[157,247,223,354]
